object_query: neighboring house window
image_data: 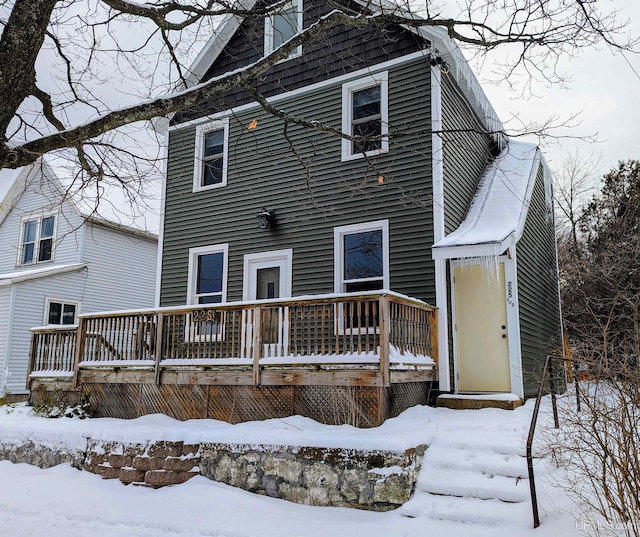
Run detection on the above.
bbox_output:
[187,244,229,339]
[334,220,390,293]
[193,119,229,191]
[19,214,56,265]
[264,0,303,58]
[46,300,78,325]
[341,73,389,161]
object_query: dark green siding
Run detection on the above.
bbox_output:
[161,58,435,306]
[441,74,492,234]
[175,0,426,123]
[440,73,493,386]
[516,165,562,397]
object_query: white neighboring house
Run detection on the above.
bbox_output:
[0,162,158,397]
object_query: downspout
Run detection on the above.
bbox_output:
[431,62,451,391]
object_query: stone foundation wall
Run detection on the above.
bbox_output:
[200,443,424,511]
[0,441,84,469]
[0,437,424,510]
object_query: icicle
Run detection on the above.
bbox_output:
[455,244,502,288]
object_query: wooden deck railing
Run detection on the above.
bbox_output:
[26,326,78,386]
[28,292,437,387]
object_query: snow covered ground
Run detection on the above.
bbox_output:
[0,398,589,537]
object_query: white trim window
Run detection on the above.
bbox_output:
[341,73,389,161]
[193,119,230,191]
[18,213,56,266]
[45,299,78,326]
[187,244,229,340]
[264,0,303,58]
[334,220,390,293]
[187,244,229,305]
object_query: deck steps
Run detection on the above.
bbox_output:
[402,435,536,526]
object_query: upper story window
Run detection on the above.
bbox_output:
[264,0,303,58]
[341,73,389,161]
[193,119,229,192]
[19,214,56,266]
[187,244,228,305]
[334,220,390,293]
[46,299,78,325]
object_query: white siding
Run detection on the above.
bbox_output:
[80,223,157,311]
[1,169,158,394]
[0,170,83,273]
[4,270,86,394]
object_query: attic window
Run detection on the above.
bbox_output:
[341,73,389,161]
[264,0,302,58]
[19,214,56,266]
[193,119,229,192]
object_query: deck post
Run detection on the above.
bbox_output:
[154,312,165,386]
[252,306,262,385]
[379,296,390,387]
[429,309,439,370]
[25,332,39,390]
[72,318,87,388]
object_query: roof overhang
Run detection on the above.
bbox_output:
[181,0,505,144]
[432,140,542,260]
[0,263,88,287]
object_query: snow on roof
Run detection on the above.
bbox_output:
[432,140,541,259]
[0,263,87,286]
[0,168,22,205]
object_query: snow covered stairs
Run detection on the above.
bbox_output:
[401,441,533,526]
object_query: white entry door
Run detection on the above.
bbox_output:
[243,250,292,357]
[453,262,511,393]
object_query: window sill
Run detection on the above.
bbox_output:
[193,181,227,193]
[16,259,54,269]
[341,147,389,163]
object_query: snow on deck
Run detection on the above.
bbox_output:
[432,141,540,259]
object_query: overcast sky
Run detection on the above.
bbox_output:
[478,0,640,179]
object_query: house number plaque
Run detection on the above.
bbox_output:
[192,310,218,322]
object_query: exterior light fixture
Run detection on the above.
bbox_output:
[257,208,274,229]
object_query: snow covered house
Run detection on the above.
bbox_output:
[0,163,158,398]
[156,0,563,400]
[28,0,562,424]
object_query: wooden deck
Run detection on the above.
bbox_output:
[28,292,438,426]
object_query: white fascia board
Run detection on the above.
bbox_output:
[512,149,542,243]
[431,236,514,260]
[184,0,259,88]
